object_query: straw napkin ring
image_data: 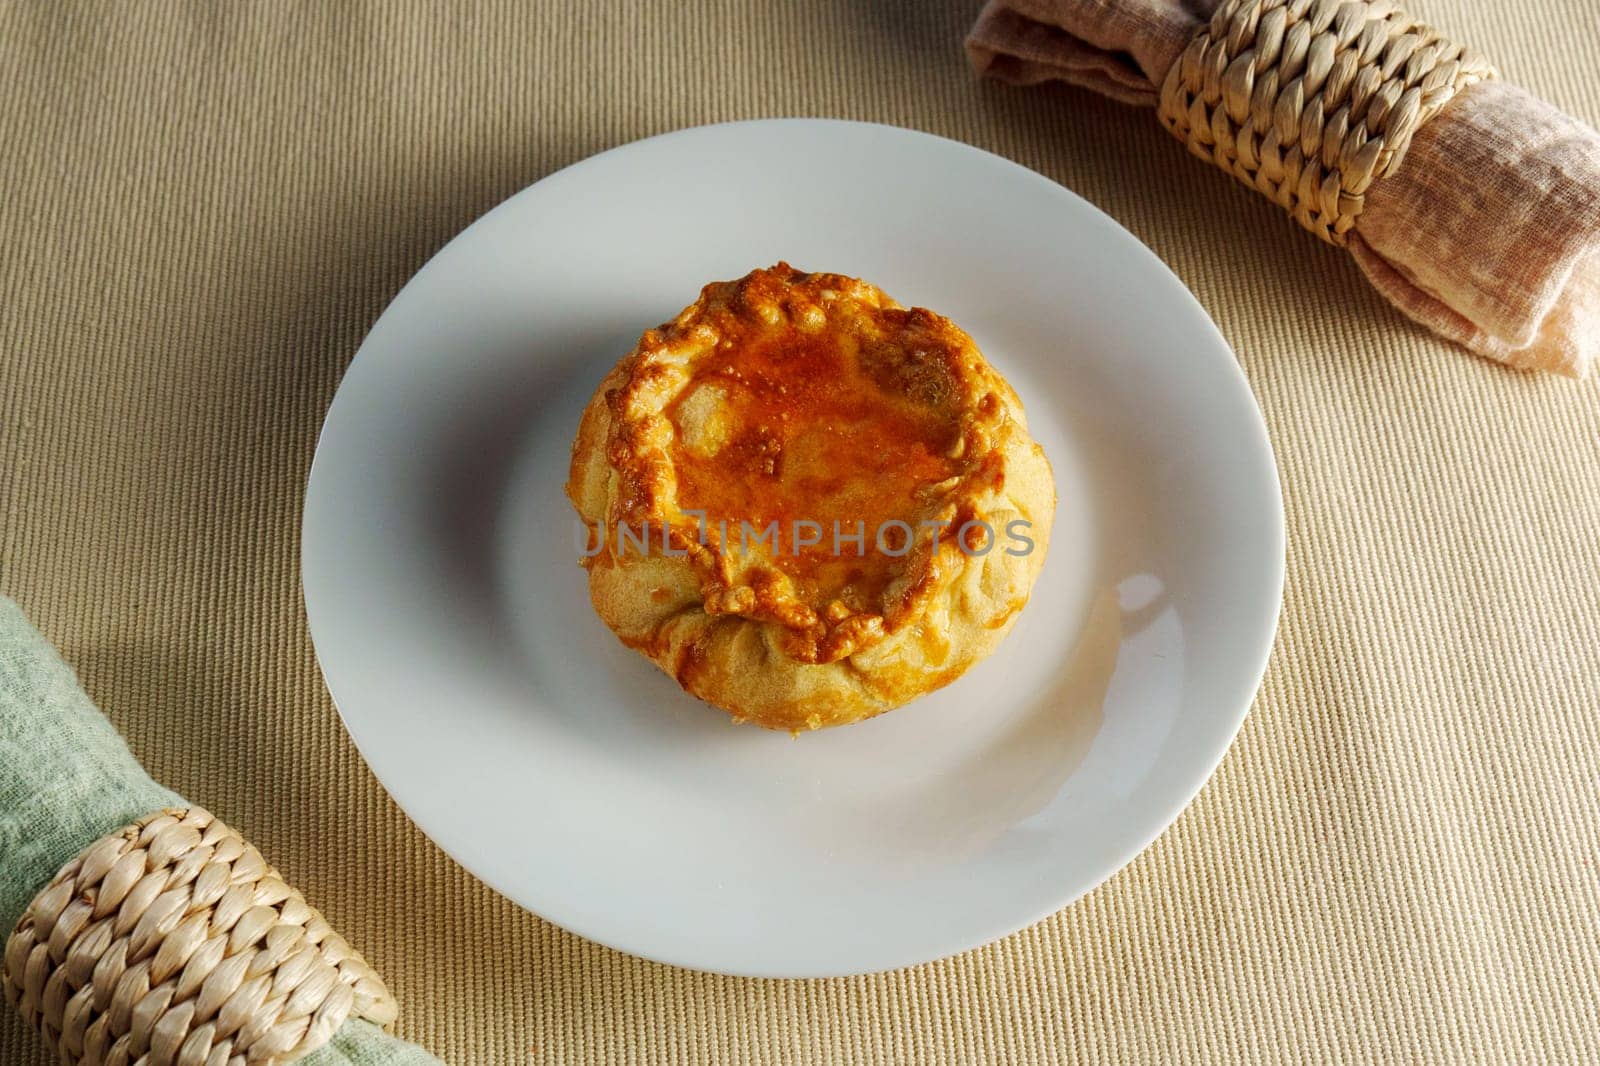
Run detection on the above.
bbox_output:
[3,807,396,1066]
[1158,0,1496,244]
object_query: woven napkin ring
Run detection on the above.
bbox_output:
[1158,0,1496,244]
[3,807,397,1066]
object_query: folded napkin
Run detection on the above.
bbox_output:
[969,0,1600,376]
[0,596,441,1065]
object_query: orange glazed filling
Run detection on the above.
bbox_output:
[666,307,966,612]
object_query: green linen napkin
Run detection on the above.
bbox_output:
[0,595,442,1065]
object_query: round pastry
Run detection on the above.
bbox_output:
[567,264,1055,731]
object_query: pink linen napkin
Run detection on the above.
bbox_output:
[969,0,1600,376]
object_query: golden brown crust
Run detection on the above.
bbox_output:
[567,264,1055,731]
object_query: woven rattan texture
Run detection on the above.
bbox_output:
[2,1,1598,1062]
[3,808,396,1066]
[1159,0,1496,243]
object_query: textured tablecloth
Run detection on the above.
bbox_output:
[3,2,1597,1062]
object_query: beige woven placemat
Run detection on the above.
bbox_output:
[3,1,1598,1062]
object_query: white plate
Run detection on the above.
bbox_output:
[303,120,1283,977]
